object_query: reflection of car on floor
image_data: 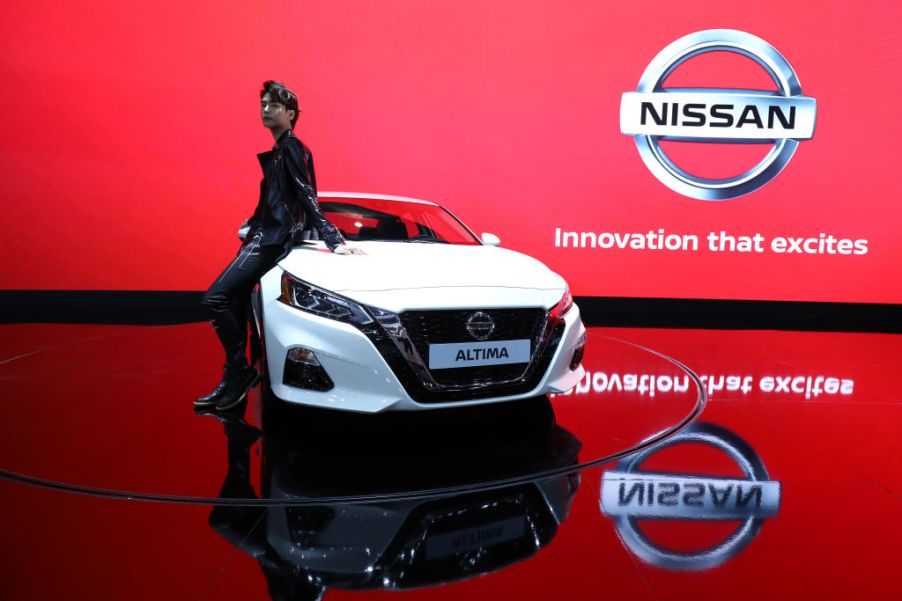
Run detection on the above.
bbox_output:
[267,470,579,591]
[260,396,582,591]
[248,192,587,412]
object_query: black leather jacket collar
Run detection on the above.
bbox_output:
[247,129,345,254]
[271,127,292,150]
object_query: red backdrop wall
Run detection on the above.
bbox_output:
[1,0,899,302]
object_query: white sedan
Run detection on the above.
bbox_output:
[248,192,586,412]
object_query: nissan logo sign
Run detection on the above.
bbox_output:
[620,29,817,200]
[601,422,781,571]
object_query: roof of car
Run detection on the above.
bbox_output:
[318,191,440,206]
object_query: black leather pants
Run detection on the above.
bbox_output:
[202,234,284,369]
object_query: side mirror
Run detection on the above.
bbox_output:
[481,232,501,246]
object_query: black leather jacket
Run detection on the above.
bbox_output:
[246,129,345,253]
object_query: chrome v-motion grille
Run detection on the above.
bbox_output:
[359,307,564,404]
[400,309,546,386]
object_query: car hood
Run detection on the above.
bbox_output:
[278,242,566,295]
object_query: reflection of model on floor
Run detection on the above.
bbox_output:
[198,394,581,597]
[199,408,325,601]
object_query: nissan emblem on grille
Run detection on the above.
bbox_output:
[465,312,495,341]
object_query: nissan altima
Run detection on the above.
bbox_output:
[247,192,586,412]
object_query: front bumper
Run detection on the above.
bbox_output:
[260,274,586,413]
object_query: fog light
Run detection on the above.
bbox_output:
[284,347,334,391]
[288,347,321,365]
[570,332,586,370]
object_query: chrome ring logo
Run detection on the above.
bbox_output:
[466,311,495,341]
[601,422,781,571]
[620,29,817,200]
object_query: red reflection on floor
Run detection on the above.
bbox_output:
[0,325,899,599]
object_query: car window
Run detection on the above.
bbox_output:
[320,199,481,245]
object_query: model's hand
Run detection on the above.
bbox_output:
[242,229,261,245]
[333,244,366,255]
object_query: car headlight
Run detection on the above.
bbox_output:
[550,285,573,320]
[279,271,374,326]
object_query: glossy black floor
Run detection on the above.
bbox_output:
[1,323,900,599]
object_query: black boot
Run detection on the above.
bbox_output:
[214,364,261,411]
[194,364,229,407]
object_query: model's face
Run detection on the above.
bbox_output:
[260,92,294,130]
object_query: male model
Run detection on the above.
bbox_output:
[195,80,362,411]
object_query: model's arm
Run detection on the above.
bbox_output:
[242,182,266,240]
[246,208,262,233]
[283,141,346,252]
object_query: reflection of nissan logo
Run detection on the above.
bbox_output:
[620,29,817,200]
[600,422,781,571]
[465,312,495,341]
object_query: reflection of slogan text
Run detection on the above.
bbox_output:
[554,371,854,400]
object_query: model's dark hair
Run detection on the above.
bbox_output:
[260,80,300,128]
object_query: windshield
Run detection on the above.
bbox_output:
[319,198,481,245]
